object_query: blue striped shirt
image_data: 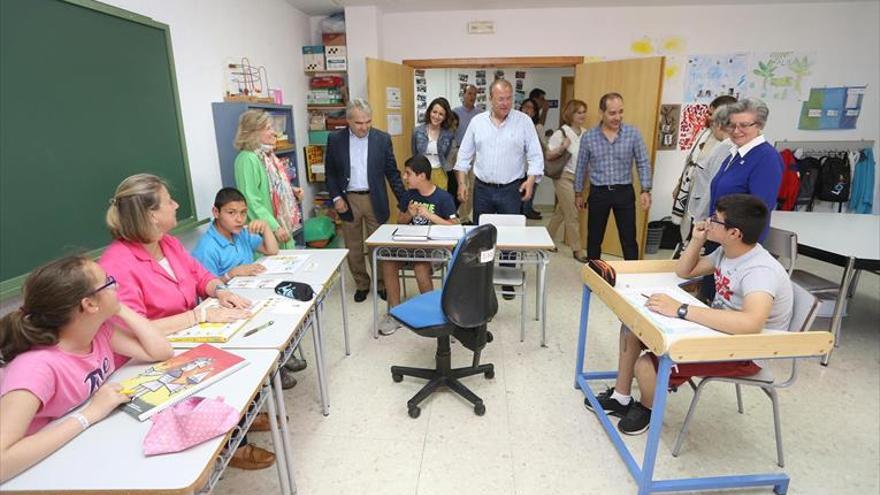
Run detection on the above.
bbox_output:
[574,123,652,193]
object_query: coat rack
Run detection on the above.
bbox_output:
[774,139,875,158]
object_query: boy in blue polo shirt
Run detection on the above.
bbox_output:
[192,187,279,282]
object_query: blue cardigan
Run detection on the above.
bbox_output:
[709,141,783,241]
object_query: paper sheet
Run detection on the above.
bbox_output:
[258,254,311,274]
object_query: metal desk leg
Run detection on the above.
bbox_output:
[338,267,351,355]
[638,356,673,495]
[822,256,856,366]
[371,249,380,339]
[265,378,293,495]
[574,285,592,387]
[271,371,298,494]
[312,311,331,415]
[539,252,548,347]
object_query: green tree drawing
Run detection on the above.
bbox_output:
[788,56,812,94]
[753,60,777,91]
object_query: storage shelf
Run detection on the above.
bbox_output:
[307,104,346,110]
[305,70,347,75]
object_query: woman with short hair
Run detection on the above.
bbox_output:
[546,99,589,262]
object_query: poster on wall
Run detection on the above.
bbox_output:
[386,87,401,109]
[475,70,487,111]
[678,104,710,151]
[683,53,748,103]
[657,104,681,151]
[798,86,865,130]
[747,51,814,101]
[386,114,402,136]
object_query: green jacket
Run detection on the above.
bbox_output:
[233,150,294,249]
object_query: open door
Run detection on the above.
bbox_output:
[366,58,415,222]
[574,56,664,258]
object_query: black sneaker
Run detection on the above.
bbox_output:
[617,402,652,436]
[354,289,369,302]
[583,387,632,418]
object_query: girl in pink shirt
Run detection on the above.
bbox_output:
[0,256,173,482]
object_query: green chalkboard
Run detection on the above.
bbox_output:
[0,0,196,297]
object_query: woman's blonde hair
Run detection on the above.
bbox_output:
[561,99,587,127]
[234,110,271,151]
[106,174,168,242]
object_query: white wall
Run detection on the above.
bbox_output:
[100,0,315,219]
[361,1,880,218]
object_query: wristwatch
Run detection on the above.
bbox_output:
[677,303,689,319]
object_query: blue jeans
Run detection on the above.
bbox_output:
[473,178,524,224]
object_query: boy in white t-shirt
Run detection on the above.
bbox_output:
[586,193,793,435]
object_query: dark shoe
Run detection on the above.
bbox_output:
[354,289,369,302]
[573,251,589,263]
[229,444,276,470]
[283,355,307,372]
[378,289,387,301]
[524,211,542,220]
[280,368,297,390]
[502,285,515,300]
[583,387,632,418]
[618,401,652,436]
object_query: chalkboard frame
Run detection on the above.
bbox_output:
[0,0,199,299]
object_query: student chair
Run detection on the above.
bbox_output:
[389,224,498,418]
[478,214,529,342]
[671,281,820,467]
[764,227,838,292]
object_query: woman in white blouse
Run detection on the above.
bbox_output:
[412,98,455,190]
[546,99,589,262]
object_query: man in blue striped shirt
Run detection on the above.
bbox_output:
[574,93,653,260]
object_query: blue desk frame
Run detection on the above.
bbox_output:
[574,285,790,495]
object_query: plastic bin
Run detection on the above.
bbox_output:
[645,221,665,254]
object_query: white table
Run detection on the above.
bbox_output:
[171,296,313,494]
[365,224,554,344]
[770,211,880,364]
[0,349,279,495]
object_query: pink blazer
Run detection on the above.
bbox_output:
[99,235,215,319]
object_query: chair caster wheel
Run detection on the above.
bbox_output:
[408,405,421,418]
[392,373,403,383]
[484,369,495,379]
[486,331,494,343]
[474,403,486,416]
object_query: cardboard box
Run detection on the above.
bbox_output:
[302,45,325,72]
[324,45,347,71]
[322,33,346,46]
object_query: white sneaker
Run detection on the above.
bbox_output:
[378,314,402,336]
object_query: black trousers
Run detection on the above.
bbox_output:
[587,184,639,260]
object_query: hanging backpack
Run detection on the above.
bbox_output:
[816,155,851,203]
[776,149,800,211]
[795,157,821,209]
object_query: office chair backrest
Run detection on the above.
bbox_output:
[478,213,527,227]
[765,227,797,275]
[442,224,498,328]
[788,281,820,333]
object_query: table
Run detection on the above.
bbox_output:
[770,211,880,364]
[365,224,554,344]
[575,260,834,494]
[0,349,279,495]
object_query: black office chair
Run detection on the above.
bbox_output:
[389,224,499,418]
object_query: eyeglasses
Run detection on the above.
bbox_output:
[724,121,758,131]
[708,214,737,230]
[90,275,117,295]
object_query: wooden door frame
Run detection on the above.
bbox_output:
[402,56,584,69]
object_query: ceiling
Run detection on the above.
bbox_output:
[285,0,859,16]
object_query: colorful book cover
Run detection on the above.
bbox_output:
[167,300,268,343]
[118,344,248,421]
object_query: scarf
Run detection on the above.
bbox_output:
[256,146,301,235]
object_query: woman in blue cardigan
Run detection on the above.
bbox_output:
[708,97,783,243]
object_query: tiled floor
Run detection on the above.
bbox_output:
[216,215,880,495]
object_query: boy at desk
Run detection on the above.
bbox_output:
[379,155,458,336]
[586,194,792,435]
[191,188,306,388]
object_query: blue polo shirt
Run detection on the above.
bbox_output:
[191,222,264,277]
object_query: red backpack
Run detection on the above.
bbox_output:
[777,149,800,211]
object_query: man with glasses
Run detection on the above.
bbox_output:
[585,193,792,435]
[574,92,653,260]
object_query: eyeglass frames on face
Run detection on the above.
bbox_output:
[724,121,758,131]
[708,215,737,230]
[90,275,117,295]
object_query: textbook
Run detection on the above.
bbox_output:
[118,344,248,421]
[258,253,311,274]
[428,224,465,240]
[167,299,268,343]
[391,225,430,241]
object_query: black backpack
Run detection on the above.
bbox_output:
[816,155,851,203]
[795,157,820,209]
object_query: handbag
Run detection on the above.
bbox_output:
[142,396,239,456]
[543,125,571,180]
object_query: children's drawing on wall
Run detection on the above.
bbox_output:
[475,70,487,111]
[657,104,681,151]
[678,104,709,151]
[683,53,748,103]
[514,71,526,106]
[798,86,866,130]
[630,35,686,80]
[748,52,814,101]
[457,73,469,99]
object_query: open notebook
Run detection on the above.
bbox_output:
[167,299,268,343]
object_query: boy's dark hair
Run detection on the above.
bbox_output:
[715,194,768,245]
[709,95,737,109]
[214,187,247,209]
[405,155,432,180]
[528,88,546,100]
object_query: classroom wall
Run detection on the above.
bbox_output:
[100,0,315,219]
[359,1,880,219]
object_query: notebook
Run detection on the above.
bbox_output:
[167,299,268,343]
[391,225,429,241]
[258,254,311,274]
[117,344,248,421]
[428,224,465,240]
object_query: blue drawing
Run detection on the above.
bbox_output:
[684,53,749,103]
